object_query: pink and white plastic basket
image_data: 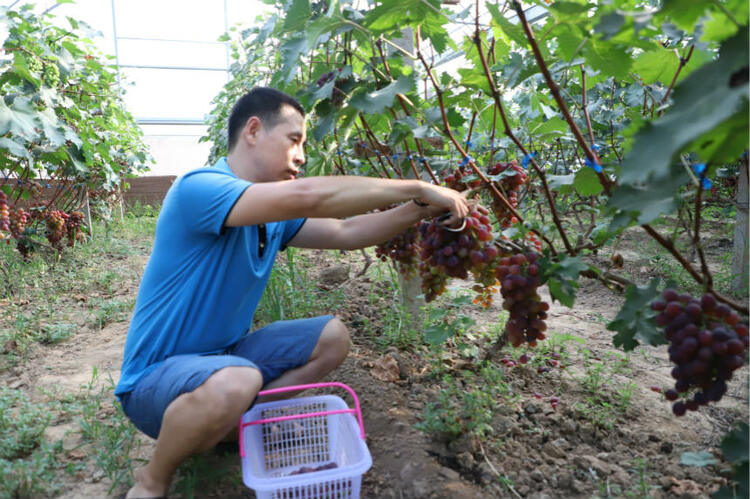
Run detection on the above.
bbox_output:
[239,382,372,499]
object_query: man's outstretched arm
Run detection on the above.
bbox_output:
[287,200,452,250]
[224,176,468,228]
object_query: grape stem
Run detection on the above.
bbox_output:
[375,39,440,184]
[473,0,573,254]
[415,24,557,255]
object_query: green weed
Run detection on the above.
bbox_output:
[0,387,63,498]
[74,368,142,493]
[417,364,513,441]
[255,248,344,327]
[88,297,134,329]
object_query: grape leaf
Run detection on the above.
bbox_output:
[607,164,689,225]
[608,278,665,351]
[0,97,38,139]
[582,39,632,80]
[283,0,311,32]
[619,27,749,185]
[349,75,415,114]
[0,137,30,160]
[424,325,454,346]
[722,423,749,464]
[574,167,603,196]
[540,254,588,308]
[486,2,527,47]
[681,451,719,467]
[548,173,575,193]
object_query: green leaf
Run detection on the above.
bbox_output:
[457,66,491,94]
[660,0,715,31]
[279,34,307,84]
[363,0,441,34]
[305,14,348,48]
[487,2,527,47]
[548,173,575,190]
[425,324,454,346]
[574,167,603,196]
[530,116,567,137]
[540,254,588,308]
[582,39,632,80]
[608,278,665,351]
[633,48,680,85]
[0,97,38,139]
[619,28,749,185]
[595,13,625,39]
[721,423,749,464]
[0,137,30,160]
[283,0,311,32]
[681,451,719,467]
[349,75,415,114]
[549,2,590,16]
[553,25,585,61]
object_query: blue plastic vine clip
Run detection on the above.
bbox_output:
[591,144,600,152]
[406,154,412,161]
[45,183,51,188]
[701,177,712,190]
[585,156,602,173]
[466,140,472,150]
[692,163,706,176]
[393,153,399,160]
[459,155,472,167]
[521,152,536,169]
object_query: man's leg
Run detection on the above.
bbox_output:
[259,317,350,399]
[126,366,262,498]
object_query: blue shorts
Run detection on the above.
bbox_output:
[120,315,334,439]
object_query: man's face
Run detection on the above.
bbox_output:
[252,104,306,182]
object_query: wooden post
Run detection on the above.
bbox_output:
[731,158,748,294]
[84,190,94,240]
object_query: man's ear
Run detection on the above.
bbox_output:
[242,116,263,146]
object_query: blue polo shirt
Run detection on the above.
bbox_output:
[115,158,306,396]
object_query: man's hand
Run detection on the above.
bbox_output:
[414,185,488,227]
[413,184,471,226]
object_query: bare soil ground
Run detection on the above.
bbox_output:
[2,225,747,499]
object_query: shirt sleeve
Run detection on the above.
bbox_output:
[175,169,251,236]
[281,218,307,249]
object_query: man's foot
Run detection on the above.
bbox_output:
[125,467,168,499]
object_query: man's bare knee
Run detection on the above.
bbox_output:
[189,366,262,422]
[315,317,350,367]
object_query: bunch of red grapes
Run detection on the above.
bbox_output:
[45,209,68,250]
[374,225,419,278]
[651,289,748,416]
[315,68,348,106]
[66,211,85,246]
[0,191,9,238]
[444,165,481,191]
[9,207,30,240]
[315,70,338,87]
[417,210,498,304]
[288,462,338,475]
[488,160,526,220]
[489,161,542,252]
[496,252,549,347]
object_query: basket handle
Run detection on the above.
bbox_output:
[238,382,366,458]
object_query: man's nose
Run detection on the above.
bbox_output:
[293,145,305,165]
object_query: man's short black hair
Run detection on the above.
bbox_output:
[227,87,305,152]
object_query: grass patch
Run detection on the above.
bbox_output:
[0,387,63,498]
[0,215,156,371]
